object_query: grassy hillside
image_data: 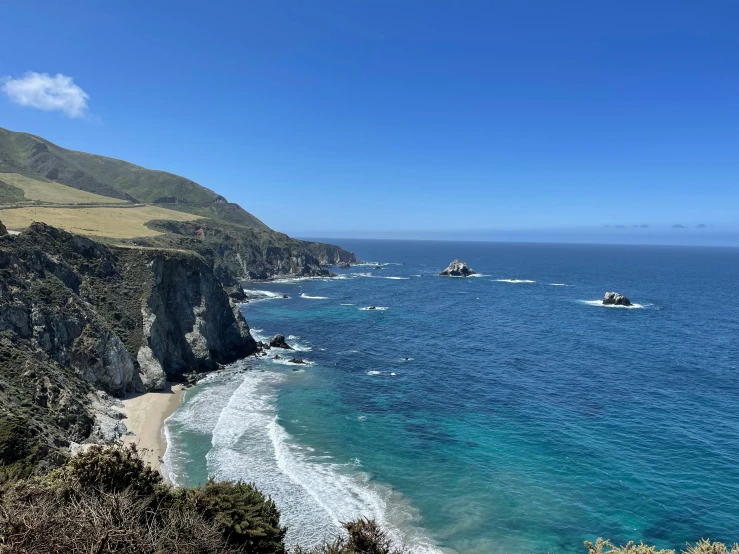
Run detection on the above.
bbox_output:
[0,126,269,229]
[0,205,200,238]
[0,126,356,282]
[0,172,124,204]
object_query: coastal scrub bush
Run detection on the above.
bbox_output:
[43,443,163,497]
[0,444,289,554]
[185,478,287,554]
[683,540,739,554]
[586,539,739,554]
[585,539,675,554]
[0,479,237,553]
[293,518,408,554]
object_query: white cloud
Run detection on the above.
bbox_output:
[2,72,90,118]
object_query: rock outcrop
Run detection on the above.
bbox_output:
[0,223,258,469]
[145,253,256,378]
[0,219,7,236]
[139,220,356,284]
[269,334,292,349]
[439,260,477,277]
[602,292,632,306]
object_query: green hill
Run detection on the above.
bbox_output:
[0,126,268,229]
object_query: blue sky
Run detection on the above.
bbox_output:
[1,1,738,244]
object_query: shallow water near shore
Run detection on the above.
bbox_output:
[163,240,739,553]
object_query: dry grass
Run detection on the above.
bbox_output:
[0,205,201,238]
[0,172,123,204]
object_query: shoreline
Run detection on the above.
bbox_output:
[120,383,184,474]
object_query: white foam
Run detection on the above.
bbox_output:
[185,370,446,552]
[467,273,490,278]
[271,357,316,366]
[382,276,410,280]
[494,279,536,284]
[390,372,397,376]
[366,370,382,376]
[300,293,329,300]
[360,306,389,311]
[549,283,571,286]
[269,276,324,284]
[353,262,404,267]
[250,328,270,343]
[243,289,284,299]
[340,303,355,306]
[580,300,645,309]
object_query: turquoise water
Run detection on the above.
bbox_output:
[163,240,739,553]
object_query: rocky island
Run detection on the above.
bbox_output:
[602,291,632,306]
[440,259,477,277]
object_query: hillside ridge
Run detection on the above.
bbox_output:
[0,126,268,229]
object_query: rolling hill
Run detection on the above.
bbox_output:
[0,126,355,280]
[0,126,268,229]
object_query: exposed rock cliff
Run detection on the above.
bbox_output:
[0,219,7,236]
[136,220,357,284]
[0,223,256,470]
[144,252,256,379]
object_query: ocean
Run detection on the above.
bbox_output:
[162,240,739,554]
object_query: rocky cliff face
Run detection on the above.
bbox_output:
[138,220,357,284]
[0,223,256,470]
[144,253,256,381]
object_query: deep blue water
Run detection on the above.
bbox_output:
[163,240,739,554]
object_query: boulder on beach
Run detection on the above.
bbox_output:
[269,334,293,349]
[439,259,476,277]
[602,292,632,306]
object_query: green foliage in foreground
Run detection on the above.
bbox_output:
[586,538,739,554]
[2,444,736,554]
[0,445,406,554]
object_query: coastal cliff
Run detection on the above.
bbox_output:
[0,222,256,471]
[136,220,356,284]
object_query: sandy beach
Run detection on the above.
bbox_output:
[120,383,184,473]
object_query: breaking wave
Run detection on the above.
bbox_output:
[580,300,646,309]
[165,369,447,553]
[301,293,329,300]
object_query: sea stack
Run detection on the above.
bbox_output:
[440,259,477,277]
[269,334,293,349]
[602,292,632,306]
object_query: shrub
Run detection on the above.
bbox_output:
[0,480,238,554]
[586,539,739,554]
[186,478,287,554]
[295,518,408,554]
[44,443,162,497]
[684,540,739,554]
[586,539,675,554]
